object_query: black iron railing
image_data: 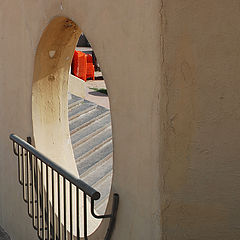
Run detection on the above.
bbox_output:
[10,134,119,240]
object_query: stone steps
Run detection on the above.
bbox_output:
[76,140,113,175]
[81,155,113,187]
[71,114,111,148]
[69,106,109,135]
[75,126,112,161]
[68,94,113,215]
[68,95,84,109]
[68,99,96,120]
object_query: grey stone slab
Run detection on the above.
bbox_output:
[71,114,111,147]
[68,99,84,110]
[68,94,84,109]
[68,101,96,121]
[69,106,109,133]
[76,141,113,175]
[73,126,112,160]
[81,157,113,186]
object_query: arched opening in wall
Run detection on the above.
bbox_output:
[68,33,113,216]
[32,17,113,237]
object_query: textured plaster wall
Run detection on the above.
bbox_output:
[160,0,240,239]
[0,1,161,240]
[32,16,80,176]
[1,0,240,239]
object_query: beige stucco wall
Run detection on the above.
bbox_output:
[160,1,240,239]
[1,0,240,240]
[0,0,161,240]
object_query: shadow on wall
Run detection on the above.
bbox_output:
[0,226,11,240]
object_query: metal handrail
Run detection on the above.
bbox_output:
[10,134,119,240]
[10,134,100,200]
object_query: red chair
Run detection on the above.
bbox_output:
[72,51,94,81]
[86,63,95,80]
[72,51,87,81]
[86,54,93,63]
[86,54,95,79]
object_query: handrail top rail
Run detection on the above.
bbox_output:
[10,134,100,200]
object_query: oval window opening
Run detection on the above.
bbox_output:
[32,17,113,237]
[68,33,113,217]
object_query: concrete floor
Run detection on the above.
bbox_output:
[85,80,110,109]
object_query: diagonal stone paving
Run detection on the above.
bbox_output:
[68,94,113,215]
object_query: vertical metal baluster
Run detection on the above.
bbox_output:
[26,138,34,225]
[41,162,45,240]
[31,155,36,230]
[58,173,61,240]
[22,148,27,201]
[26,151,31,216]
[63,178,66,240]
[17,145,23,184]
[70,182,73,240]
[13,142,17,154]
[83,193,88,240]
[36,157,41,238]
[26,138,32,218]
[52,168,55,240]
[46,165,50,240]
[76,187,80,240]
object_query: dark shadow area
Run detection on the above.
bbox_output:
[89,88,108,96]
[0,226,11,240]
